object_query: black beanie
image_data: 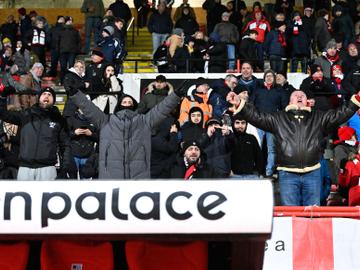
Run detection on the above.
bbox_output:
[309,64,323,75]
[38,87,56,103]
[182,140,203,154]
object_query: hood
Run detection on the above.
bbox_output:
[146,81,174,94]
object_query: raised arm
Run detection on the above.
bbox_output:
[69,90,109,129]
[227,92,277,132]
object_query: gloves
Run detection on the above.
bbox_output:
[0,85,16,97]
[174,79,189,97]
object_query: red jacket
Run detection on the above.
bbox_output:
[339,155,360,206]
[243,16,270,43]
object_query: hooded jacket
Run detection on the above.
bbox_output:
[71,91,180,179]
[137,82,174,114]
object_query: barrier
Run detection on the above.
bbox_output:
[263,216,360,270]
[0,180,273,270]
[121,72,309,102]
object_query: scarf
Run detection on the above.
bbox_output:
[324,52,340,64]
[183,157,197,180]
[278,31,286,47]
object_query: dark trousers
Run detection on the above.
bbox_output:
[49,49,60,76]
[59,52,76,83]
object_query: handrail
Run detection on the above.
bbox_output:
[126,17,135,45]
[274,206,360,219]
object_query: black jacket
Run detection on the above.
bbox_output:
[49,22,64,51]
[108,0,132,25]
[58,25,81,54]
[0,100,71,168]
[231,131,263,175]
[67,111,98,158]
[151,117,178,178]
[237,99,360,170]
[148,10,173,34]
[170,155,221,179]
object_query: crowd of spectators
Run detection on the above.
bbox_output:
[0,0,360,208]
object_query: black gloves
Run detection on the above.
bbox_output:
[174,80,189,97]
[0,85,16,98]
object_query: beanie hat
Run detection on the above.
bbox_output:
[310,64,322,75]
[103,25,114,36]
[172,28,184,36]
[18,7,26,16]
[39,87,56,103]
[182,140,202,154]
[206,117,222,128]
[91,47,104,58]
[338,126,356,141]
[234,84,249,94]
[276,70,287,79]
[2,38,11,46]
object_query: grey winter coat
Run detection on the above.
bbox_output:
[71,91,180,179]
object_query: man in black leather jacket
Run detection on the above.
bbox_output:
[227,89,360,206]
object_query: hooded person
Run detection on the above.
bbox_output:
[170,140,221,179]
[66,80,188,179]
[180,106,205,142]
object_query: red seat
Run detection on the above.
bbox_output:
[125,240,208,270]
[0,241,30,270]
[349,186,360,206]
[40,240,113,270]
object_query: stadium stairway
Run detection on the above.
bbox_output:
[124,27,156,73]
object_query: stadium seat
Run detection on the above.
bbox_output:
[0,241,30,270]
[40,240,113,270]
[349,186,360,206]
[125,240,208,270]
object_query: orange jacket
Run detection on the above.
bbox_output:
[178,93,212,127]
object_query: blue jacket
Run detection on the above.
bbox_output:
[264,30,287,57]
[250,83,289,113]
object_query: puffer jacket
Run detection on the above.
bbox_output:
[71,91,180,179]
[0,101,71,168]
[235,97,360,172]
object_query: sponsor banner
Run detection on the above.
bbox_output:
[0,180,273,234]
[263,217,360,270]
[121,73,309,102]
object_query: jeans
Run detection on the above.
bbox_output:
[74,157,88,180]
[290,57,307,73]
[230,174,259,180]
[84,16,102,54]
[257,129,276,176]
[59,52,76,83]
[226,44,235,70]
[278,168,321,206]
[152,32,168,54]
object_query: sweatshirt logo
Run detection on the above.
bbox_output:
[49,122,56,128]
